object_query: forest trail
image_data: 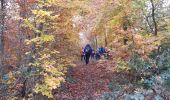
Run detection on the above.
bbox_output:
[57,61,116,100]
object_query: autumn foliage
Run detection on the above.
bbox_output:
[0,0,170,99]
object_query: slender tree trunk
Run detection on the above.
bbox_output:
[150,0,158,36]
[17,0,27,67]
[104,27,108,47]
[0,0,5,76]
[17,19,22,67]
[95,35,98,50]
[145,16,154,33]
[123,16,128,45]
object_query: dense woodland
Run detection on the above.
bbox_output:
[0,0,170,99]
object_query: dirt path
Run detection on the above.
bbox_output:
[57,61,115,100]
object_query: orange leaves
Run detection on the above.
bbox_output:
[133,34,163,59]
[109,27,164,61]
[57,62,114,99]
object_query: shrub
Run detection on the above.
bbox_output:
[129,53,152,73]
[116,58,131,72]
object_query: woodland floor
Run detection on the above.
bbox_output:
[55,60,133,100]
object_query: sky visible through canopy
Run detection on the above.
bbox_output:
[75,0,170,46]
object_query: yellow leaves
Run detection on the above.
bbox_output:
[22,18,36,30]
[38,53,51,60]
[30,43,68,98]
[116,58,131,72]
[21,0,79,98]
[33,64,65,97]
[34,84,53,98]
[25,34,54,45]
[34,72,64,98]
[32,10,54,23]
[44,76,64,89]
[45,67,64,76]
[41,34,55,42]
[32,10,52,17]
[29,62,41,67]
[109,16,122,27]
[33,56,65,98]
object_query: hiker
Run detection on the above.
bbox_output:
[84,44,92,64]
[99,46,106,56]
[80,47,85,61]
[95,50,101,60]
[104,47,110,59]
[91,49,95,60]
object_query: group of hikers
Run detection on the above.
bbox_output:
[80,44,111,65]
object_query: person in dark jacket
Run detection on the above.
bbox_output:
[95,50,101,60]
[99,46,106,55]
[91,49,95,60]
[84,44,92,65]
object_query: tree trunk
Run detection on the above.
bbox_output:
[104,27,108,47]
[0,0,5,75]
[150,0,158,36]
[95,35,98,50]
[145,16,154,33]
[17,0,27,67]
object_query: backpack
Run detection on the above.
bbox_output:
[85,46,91,53]
[99,48,103,54]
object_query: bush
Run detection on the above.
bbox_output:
[149,40,170,69]
[143,76,157,89]
[100,92,116,100]
[129,53,152,73]
[116,58,131,72]
[108,80,121,91]
[156,50,170,68]
[160,69,170,84]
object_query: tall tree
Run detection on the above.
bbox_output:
[150,0,158,36]
[0,0,5,75]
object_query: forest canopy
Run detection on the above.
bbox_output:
[0,0,170,99]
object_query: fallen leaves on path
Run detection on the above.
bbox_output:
[54,60,135,100]
[54,60,115,100]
